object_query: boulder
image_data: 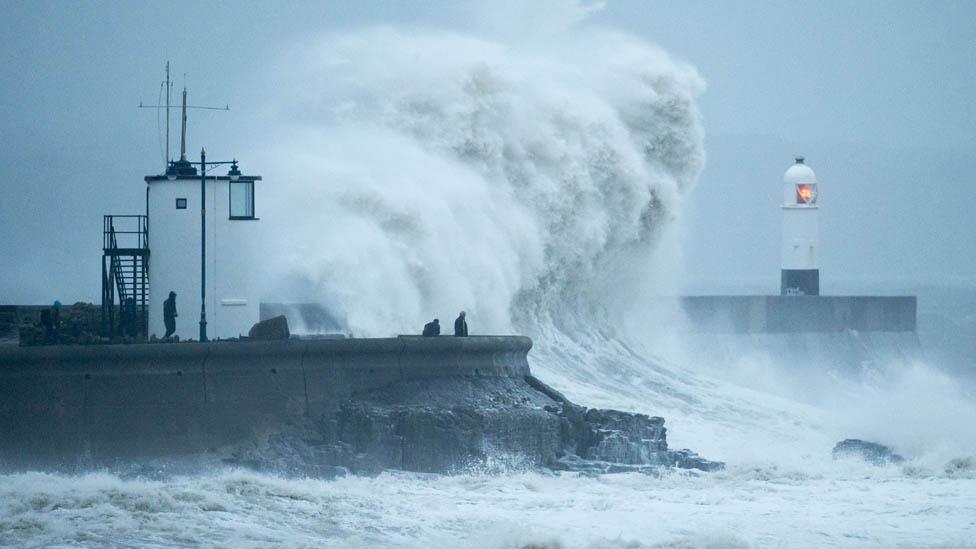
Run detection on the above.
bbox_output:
[832,439,905,466]
[248,315,290,341]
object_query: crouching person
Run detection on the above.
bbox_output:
[422,318,440,336]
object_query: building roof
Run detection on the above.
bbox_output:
[144,158,262,183]
[144,174,262,183]
[784,157,816,186]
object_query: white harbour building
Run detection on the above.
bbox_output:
[100,77,262,341]
[143,154,262,340]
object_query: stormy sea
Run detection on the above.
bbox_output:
[3,14,975,549]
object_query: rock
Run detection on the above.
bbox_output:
[944,456,975,478]
[227,374,724,476]
[577,408,668,464]
[248,315,290,341]
[832,439,905,466]
[668,449,725,471]
[18,324,45,346]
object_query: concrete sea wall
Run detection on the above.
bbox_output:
[678,296,920,372]
[0,336,531,469]
[682,296,916,333]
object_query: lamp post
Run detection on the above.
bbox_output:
[200,148,207,341]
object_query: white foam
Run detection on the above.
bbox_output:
[2,469,975,548]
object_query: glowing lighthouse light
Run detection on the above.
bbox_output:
[781,157,820,295]
[796,183,816,204]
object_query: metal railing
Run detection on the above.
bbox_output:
[103,215,149,251]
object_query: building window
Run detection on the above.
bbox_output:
[229,181,254,219]
[176,198,187,209]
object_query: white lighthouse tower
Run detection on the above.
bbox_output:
[780,157,819,295]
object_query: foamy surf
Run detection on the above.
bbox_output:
[2,466,974,548]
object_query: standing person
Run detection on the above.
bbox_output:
[163,291,178,339]
[40,309,54,341]
[123,297,136,337]
[454,310,468,337]
[51,300,62,342]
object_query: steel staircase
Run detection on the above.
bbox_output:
[101,215,149,339]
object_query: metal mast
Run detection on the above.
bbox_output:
[136,64,236,341]
[138,63,229,173]
[180,87,188,161]
[165,61,171,165]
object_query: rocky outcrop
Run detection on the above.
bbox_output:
[228,375,722,476]
[832,439,905,466]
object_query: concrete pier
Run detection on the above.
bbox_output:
[0,336,531,469]
[681,295,917,333]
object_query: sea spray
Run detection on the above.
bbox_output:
[253,25,704,339]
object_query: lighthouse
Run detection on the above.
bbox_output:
[780,157,819,296]
[680,154,915,339]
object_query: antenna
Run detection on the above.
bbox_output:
[166,61,170,165]
[138,62,230,172]
[180,87,188,160]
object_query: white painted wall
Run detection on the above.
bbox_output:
[147,176,260,339]
[780,206,819,270]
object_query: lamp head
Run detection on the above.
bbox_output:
[228,159,241,180]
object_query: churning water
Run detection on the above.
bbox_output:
[3,7,976,547]
[2,461,975,547]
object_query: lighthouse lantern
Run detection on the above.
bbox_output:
[796,183,817,204]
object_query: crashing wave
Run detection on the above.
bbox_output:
[257,25,704,339]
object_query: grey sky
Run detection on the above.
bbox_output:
[1,0,973,304]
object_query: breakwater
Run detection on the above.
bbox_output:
[681,296,917,333]
[679,296,920,372]
[0,336,719,474]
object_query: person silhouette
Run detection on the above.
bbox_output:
[422,318,440,337]
[163,291,178,338]
[454,311,468,337]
